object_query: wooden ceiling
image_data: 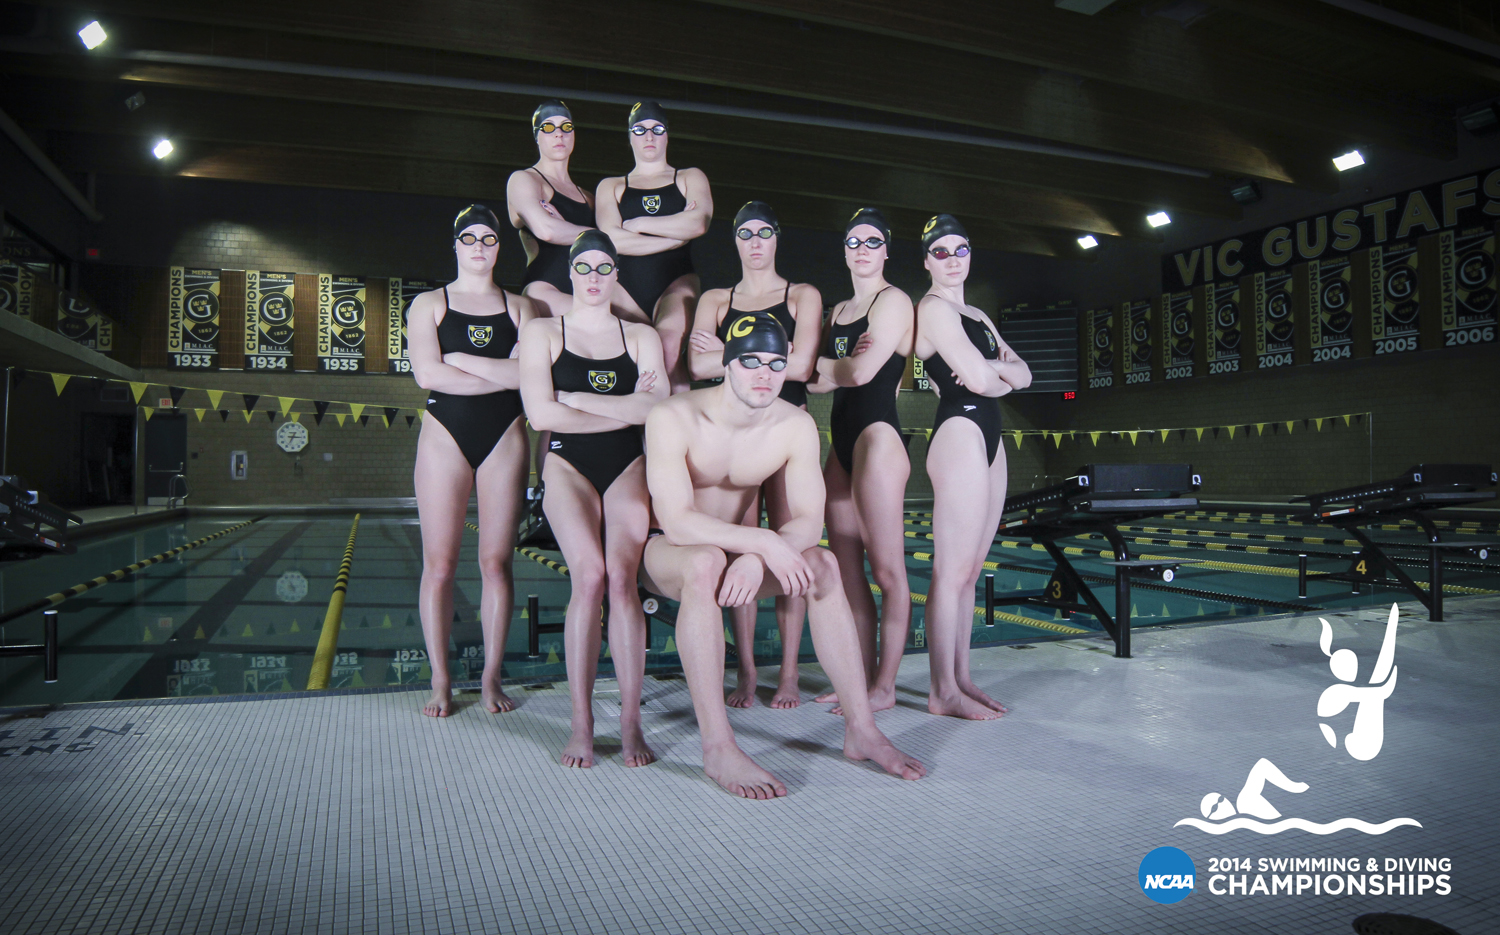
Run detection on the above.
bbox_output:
[3,0,1499,256]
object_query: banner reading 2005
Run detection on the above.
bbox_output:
[245,271,295,370]
[168,266,220,370]
[318,274,366,373]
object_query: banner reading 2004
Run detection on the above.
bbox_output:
[318,274,366,373]
[168,266,220,370]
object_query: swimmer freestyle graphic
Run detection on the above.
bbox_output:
[1174,603,1420,835]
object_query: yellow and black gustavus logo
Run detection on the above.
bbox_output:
[643,195,661,215]
[588,370,617,392]
[728,315,757,339]
[986,330,997,352]
[468,324,493,348]
[834,336,849,357]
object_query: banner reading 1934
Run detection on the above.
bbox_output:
[244,271,295,371]
[318,274,366,373]
[168,266,221,370]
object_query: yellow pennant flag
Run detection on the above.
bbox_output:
[142,406,155,421]
[1342,414,1352,427]
[335,413,347,427]
[242,409,255,423]
[1051,432,1063,448]
[1256,423,1267,436]
[193,408,206,421]
[207,389,223,409]
[278,396,295,416]
[1285,421,1294,434]
[128,382,148,403]
[349,403,366,421]
[1159,429,1170,443]
[51,373,71,395]
[1010,431,1023,449]
[1126,431,1138,445]
[1194,427,1205,441]
[1090,431,1101,446]
[382,414,391,428]
[1228,425,1238,439]
[1315,418,1325,431]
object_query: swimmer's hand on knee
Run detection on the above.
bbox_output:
[762,537,813,598]
[718,554,764,607]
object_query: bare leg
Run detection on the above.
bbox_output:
[925,420,1002,720]
[600,459,655,767]
[954,442,1009,712]
[726,497,761,708]
[542,458,607,768]
[653,275,699,394]
[413,418,474,718]
[764,470,804,709]
[817,452,875,703]
[473,417,529,714]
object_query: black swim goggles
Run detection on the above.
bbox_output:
[537,121,574,134]
[629,124,668,136]
[927,243,971,260]
[735,354,787,371]
[736,227,777,240]
[845,236,886,250]
[458,232,500,246]
[572,261,616,276]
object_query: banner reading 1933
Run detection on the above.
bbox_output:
[318,274,366,373]
[388,278,436,374]
[244,271,295,371]
[168,266,221,370]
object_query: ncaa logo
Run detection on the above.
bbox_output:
[588,370,617,392]
[834,336,848,357]
[643,195,661,215]
[468,324,493,348]
[1138,847,1195,904]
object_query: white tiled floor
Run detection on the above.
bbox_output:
[0,598,1494,934]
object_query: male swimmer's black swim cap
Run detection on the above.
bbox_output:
[454,204,501,238]
[627,101,669,130]
[532,99,571,132]
[569,229,618,264]
[921,214,969,251]
[721,313,789,365]
[733,200,779,234]
[845,207,890,242]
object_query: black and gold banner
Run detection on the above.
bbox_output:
[1370,242,1420,355]
[1204,281,1242,375]
[318,274,366,373]
[244,270,295,371]
[1085,307,1114,389]
[388,278,436,375]
[168,266,221,370]
[1121,299,1152,386]
[1161,291,1194,379]
[1307,256,1353,363]
[0,262,34,319]
[1436,225,1498,347]
[56,294,113,353]
[1252,270,1295,369]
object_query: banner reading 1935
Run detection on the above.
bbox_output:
[168,266,221,370]
[244,270,295,371]
[318,274,366,373]
[388,278,436,374]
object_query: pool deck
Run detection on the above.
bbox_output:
[0,597,1495,935]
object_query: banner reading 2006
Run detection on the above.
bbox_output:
[245,271,295,370]
[318,274,366,373]
[168,266,220,370]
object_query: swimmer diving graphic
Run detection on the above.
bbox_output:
[1174,604,1421,835]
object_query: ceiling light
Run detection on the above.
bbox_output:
[1077,235,1099,249]
[1229,179,1261,205]
[1333,150,1365,171]
[1146,211,1171,228]
[78,21,107,49]
[153,139,174,159]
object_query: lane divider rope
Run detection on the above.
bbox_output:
[307,513,361,690]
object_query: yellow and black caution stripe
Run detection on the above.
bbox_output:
[0,518,261,626]
[307,513,361,690]
[464,521,572,577]
[872,581,1088,636]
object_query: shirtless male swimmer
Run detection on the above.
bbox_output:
[640,315,926,798]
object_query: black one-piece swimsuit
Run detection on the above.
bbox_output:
[823,286,909,474]
[715,283,807,407]
[520,168,595,295]
[925,311,1004,466]
[548,318,643,497]
[424,287,524,470]
[615,169,695,317]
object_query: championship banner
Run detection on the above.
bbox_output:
[1252,270,1295,369]
[167,266,221,370]
[1085,307,1114,389]
[1204,281,1242,375]
[1165,165,1500,292]
[1307,256,1353,363]
[318,274,366,373]
[1161,291,1194,380]
[0,262,33,319]
[244,271,295,371]
[56,294,113,353]
[388,278,436,374]
[1436,225,1498,347]
[1121,299,1152,386]
[1370,243,1420,355]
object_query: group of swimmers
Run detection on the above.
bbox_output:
[407,99,1032,798]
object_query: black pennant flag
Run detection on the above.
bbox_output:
[384,407,399,426]
[220,410,230,422]
[406,415,415,428]
[169,386,187,406]
[266,410,276,422]
[359,415,369,427]
[242,393,259,412]
[314,401,330,425]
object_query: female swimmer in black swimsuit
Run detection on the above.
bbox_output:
[595,101,712,394]
[507,100,596,320]
[687,200,822,710]
[409,205,538,718]
[518,230,668,769]
[915,215,1030,720]
[807,207,915,714]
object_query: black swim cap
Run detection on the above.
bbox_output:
[733,200,779,234]
[454,204,501,239]
[628,101,669,130]
[921,214,969,251]
[721,313,789,365]
[569,229,618,264]
[532,100,571,132]
[845,207,890,242]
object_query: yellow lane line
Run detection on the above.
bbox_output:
[307,513,361,690]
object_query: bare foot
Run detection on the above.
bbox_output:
[726,670,758,709]
[832,682,895,717]
[621,724,657,768]
[702,745,788,799]
[928,690,1003,721]
[958,678,1008,714]
[844,725,926,780]
[770,676,801,709]
[814,690,838,704]
[560,727,594,768]
[481,676,516,714]
[422,684,453,718]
